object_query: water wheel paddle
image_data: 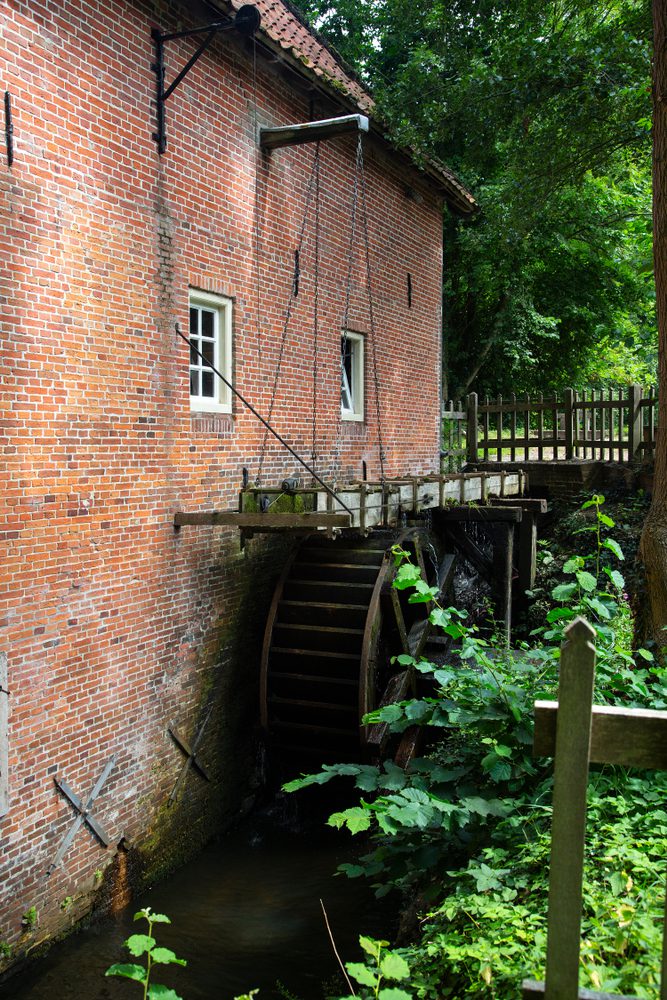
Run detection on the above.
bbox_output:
[260,528,449,762]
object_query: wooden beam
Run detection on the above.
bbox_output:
[259,114,369,151]
[534,701,667,770]
[174,511,351,529]
[489,497,548,514]
[436,506,523,523]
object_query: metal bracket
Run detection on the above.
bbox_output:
[151,5,261,154]
[168,710,212,804]
[4,92,13,168]
[47,755,116,876]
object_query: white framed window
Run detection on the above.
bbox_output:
[341,331,364,421]
[188,289,232,413]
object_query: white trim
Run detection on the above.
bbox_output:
[341,330,364,422]
[188,289,233,414]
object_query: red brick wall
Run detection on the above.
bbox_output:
[0,0,443,961]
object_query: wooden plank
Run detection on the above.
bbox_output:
[522,980,640,1000]
[175,511,351,528]
[489,497,548,513]
[366,671,412,750]
[534,701,667,769]
[436,506,522,523]
[544,618,596,999]
[260,114,369,150]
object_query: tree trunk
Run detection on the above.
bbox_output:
[640,0,667,646]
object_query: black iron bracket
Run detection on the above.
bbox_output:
[151,5,260,154]
[4,92,13,168]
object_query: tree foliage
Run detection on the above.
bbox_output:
[295,0,655,396]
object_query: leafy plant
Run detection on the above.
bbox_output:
[286,496,665,996]
[21,906,38,932]
[105,907,186,1000]
[336,936,412,1000]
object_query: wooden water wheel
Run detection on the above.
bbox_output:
[260,527,455,762]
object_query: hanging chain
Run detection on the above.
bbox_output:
[252,34,262,369]
[256,144,322,486]
[331,134,362,489]
[311,142,321,473]
[358,137,386,481]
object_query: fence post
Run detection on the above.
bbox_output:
[466,393,478,465]
[627,383,643,461]
[544,617,596,999]
[564,388,574,460]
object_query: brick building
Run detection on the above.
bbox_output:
[0,0,474,966]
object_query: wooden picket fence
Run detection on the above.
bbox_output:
[522,617,667,1000]
[441,386,657,469]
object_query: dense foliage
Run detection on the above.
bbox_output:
[293,0,656,396]
[285,498,667,998]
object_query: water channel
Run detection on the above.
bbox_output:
[0,796,389,1000]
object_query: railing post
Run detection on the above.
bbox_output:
[564,387,574,460]
[544,617,596,999]
[466,392,478,465]
[627,383,643,461]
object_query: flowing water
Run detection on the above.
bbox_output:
[0,798,390,1000]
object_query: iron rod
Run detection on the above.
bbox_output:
[175,325,354,517]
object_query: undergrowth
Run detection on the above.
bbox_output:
[285,494,667,999]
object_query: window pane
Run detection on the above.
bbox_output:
[202,340,214,365]
[202,372,214,397]
[201,310,214,339]
[190,371,200,396]
[190,342,199,365]
[189,307,198,336]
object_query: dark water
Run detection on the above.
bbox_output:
[1,803,389,1000]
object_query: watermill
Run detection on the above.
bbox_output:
[259,526,456,763]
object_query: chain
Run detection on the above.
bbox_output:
[256,144,321,486]
[311,142,321,473]
[331,134,362,489]
[358,137,386,481]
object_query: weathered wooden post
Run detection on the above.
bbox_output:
[544,618,595,997]
[523,616,667,1000]
[564,388,575,460]
[627,384,644,461]
[466,392,479,465]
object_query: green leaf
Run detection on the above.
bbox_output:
[604,567,626,590]
[394,653,417,667]
[598,513,615,528]
[602,538,625,560]
[148,986,184,1000]
[148,914,172,924]
[546,607,575,623]
[552,583,577,601]
[637,648,654,661]
[125,934,156,957]
[359,935,383,957]
[346,962,378,987]
[378,988,412,1000]
[563,556,584,573]
[576,570,598,592]
[150,948,187,966]
[585,596,612,620]
[393,564,422,589]
[105,963,147,983]
[380,952,411,980]
[327,807,371,834]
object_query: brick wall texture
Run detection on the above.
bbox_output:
[0,0,444,963]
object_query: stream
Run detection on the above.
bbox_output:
[0,797,389,1000]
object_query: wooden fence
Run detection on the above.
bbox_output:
[441,386,657,469]
[522,617,667,1000]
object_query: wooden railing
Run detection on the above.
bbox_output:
[522,618,667,1000]
[441,386,657,469]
